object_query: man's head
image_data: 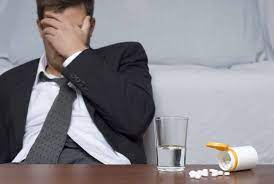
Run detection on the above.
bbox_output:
[36,0,95,75]
[36,0,95,20]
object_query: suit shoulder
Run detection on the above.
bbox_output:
[0,59,39,84]
[95,41,144,50]
[94,42,146,56]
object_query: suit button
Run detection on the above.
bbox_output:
[83,87,88,91]
[75,78,81,83]
[70,74,78,79]
[79,83,84,88]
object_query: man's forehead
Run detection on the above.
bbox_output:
[44,5,87,26]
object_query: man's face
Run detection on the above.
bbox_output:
[37,4,95,63]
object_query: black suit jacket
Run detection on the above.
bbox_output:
[0,42,155,164]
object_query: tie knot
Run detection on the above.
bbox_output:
[39,72,68,87]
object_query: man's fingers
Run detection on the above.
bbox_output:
[41,18,61,29]
[44,34,55,44]
[44,12,64,23]
[81,16,91,34]
[43,27,58,37]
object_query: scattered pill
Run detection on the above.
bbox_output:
[194,173,202,179]
[189,169,230,179]
[189,170,197,178]
[211,171,218,177]
[190,175,196,178]
[217,171,224,176]
[202,169,208,173]
[201,169,209,177]
[189,170,196,175]
[201,171,208,177]
[197,170,203,175]
[209,169,218,173]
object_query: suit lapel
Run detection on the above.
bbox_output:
[10,60,39,149]
[10,58,97,151]
[83,98,95,120]
[82,47,98,120]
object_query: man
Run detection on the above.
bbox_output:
[0,0,155,164]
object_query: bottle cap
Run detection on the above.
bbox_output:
[206,142,230,151]
[206,142,239,171]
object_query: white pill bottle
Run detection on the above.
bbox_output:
[207,142,258,172]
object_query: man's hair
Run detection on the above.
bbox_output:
[36,0,95,20]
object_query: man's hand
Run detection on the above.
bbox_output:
[41,12,91,58]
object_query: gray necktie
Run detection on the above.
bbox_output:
[23,73,77,164]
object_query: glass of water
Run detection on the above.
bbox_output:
[155,116,189,172]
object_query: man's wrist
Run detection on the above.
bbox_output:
[64,46,88,59]
[63,50,85,68]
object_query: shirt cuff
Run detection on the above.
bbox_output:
[63,51,83,67]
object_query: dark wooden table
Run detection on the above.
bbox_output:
[0,165,272,184]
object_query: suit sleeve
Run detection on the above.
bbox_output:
[0,119,9,163]
[61,43,155,139]
[0,76,10,163]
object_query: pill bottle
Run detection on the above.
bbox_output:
[206,142,258,172]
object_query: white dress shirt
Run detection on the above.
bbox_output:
[12,52,131,164]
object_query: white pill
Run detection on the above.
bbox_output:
[197,170,203,175]
[190,175,196,179]
[195,173,202,179]
[189,170,196,174]
[201,171,209,177]
[217,171,224,176]
[202,169,208,173]
[189,171,197,178]
[211,172,218,177]
[224,172,230,176]
[209,169,217,173]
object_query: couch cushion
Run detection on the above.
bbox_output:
[144,63,274,164]
[7,0,43,66]
[258,0,274,61]
[92,0,265,67]
[5,0,265,68]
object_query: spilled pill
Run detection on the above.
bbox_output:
[211,171,219,177]
[194,173,202,179]
[217,171,224,176]
[189,169,230,179]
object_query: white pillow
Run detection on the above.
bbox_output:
[258,0,274,61]
[0,0,11,62]
[92,0,265,67]
[0,57,13,75]
[7,0,265,67]
[8,0,43,66]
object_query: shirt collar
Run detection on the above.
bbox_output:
[34,54,62,86]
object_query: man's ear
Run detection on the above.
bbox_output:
[89,18,96,37]
[37,19,43,38]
